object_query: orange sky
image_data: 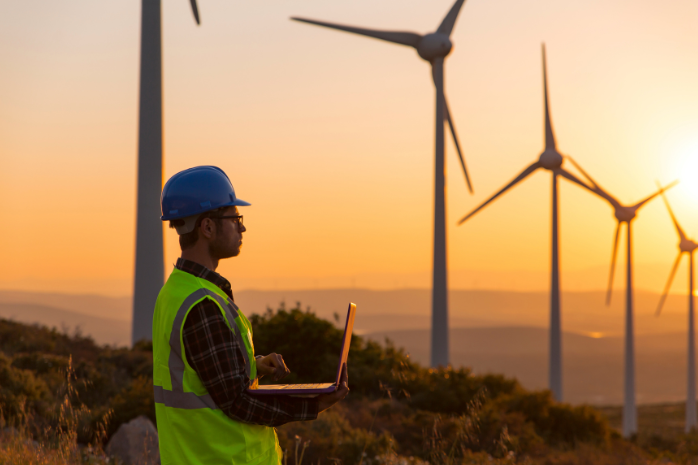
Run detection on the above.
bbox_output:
[0,0,697,296]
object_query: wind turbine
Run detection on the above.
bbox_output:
[292,0,473,367]
[457,45,594,402]
[655,187,698,432]
[566,158,676,437]
[132,0,201,345]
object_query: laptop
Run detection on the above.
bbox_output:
[246,302,356,396]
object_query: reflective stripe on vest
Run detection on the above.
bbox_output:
[156,288,251,410]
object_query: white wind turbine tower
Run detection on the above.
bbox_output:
[457,45,594,402]
[292,0,474,367]
[567,158,676,437]
[132,0,202,345]
[655,186,698,432]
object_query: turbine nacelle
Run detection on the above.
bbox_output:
[656,186,694,320]
[417,33,453,61]
[538,148,563,170]
[615,206,638,223]
[680,238,698,253]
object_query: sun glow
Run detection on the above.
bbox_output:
[669,138,698,204]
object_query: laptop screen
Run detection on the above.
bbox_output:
[334,303,356,385]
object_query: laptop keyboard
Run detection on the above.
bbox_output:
[259,383,331,390]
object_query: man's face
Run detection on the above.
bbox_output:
[209,206,246,259]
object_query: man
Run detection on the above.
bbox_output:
[152,166,349,464]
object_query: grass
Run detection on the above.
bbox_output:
[0,357,113,465]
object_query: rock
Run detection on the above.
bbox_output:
[106,416,160,465]
[2,427,19,436]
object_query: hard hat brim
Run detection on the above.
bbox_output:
[232,198,251,207]
[161,198,251,221]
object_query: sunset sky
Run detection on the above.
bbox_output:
[0,0,697,296]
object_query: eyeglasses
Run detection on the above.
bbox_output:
[215,214,243,227]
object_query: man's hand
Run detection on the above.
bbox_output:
[317,363,349,413]
[256,353,291,382]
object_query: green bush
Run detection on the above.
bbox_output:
[107,375,156,437]
[276,409,396,464]
[0,353,50,424]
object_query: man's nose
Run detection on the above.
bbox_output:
[240,223,246,233]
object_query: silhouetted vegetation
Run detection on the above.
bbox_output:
[0,318,154,444]
[1,304,698,463]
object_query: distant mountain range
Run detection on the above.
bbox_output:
[0,288,693,405]
[0,290,130,346]
[365,326,689,405]
[234,288,691,337]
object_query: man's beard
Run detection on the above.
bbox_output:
[209,237,239,260]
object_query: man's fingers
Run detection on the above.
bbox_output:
[339,364,349,396]
[272,354,290,381]
[273,354,283,380]
[257,353,288,380]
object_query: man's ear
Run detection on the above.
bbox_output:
[199,217,216,240]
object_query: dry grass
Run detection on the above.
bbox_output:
[0,357,113,465]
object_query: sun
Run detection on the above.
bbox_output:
[667,138,698,205]
[680,150,698,200]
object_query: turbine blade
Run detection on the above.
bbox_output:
[555,167,594,193]
[291,17,422,48]
[633,180,678,211]
[443,95,473,194]
[606,222,621,305]
[657,181,688,242]
[656,253,683,316]
[565,156,598,189]
[565,156,620,207]
[432,57,471,193]
[190,0,200,25]
[437,0,466,36]
[457,162,541,225]
[541,44,556,151]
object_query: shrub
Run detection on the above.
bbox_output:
[107,375,156,437]
[276,409,396,464]
[0,353,50,425]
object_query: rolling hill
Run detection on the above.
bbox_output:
[0,287,693,405]
[365,326,690,405]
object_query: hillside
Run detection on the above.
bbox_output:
[0,309,611,464]
[0,302,129,346]
[0,290,130,322]
[1,307,697,465]
[0,288,694,405]
[366,326,690,405]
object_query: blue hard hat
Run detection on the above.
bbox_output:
[161,166,250,221]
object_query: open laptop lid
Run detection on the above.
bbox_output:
[334,303,356,385]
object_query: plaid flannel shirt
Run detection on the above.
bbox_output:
[177,258,319,427]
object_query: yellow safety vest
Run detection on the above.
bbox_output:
[153,268,282,464]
